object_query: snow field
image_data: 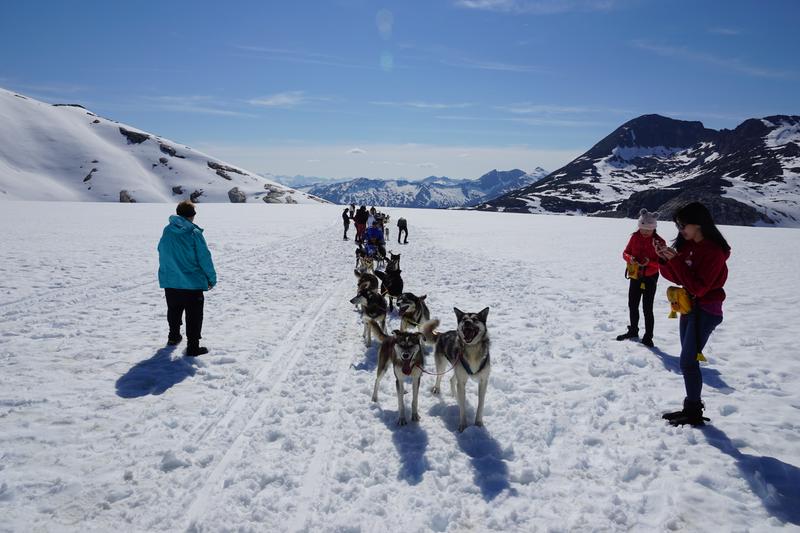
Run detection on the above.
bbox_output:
[0,203,798,532]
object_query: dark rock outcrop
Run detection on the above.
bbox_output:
[119,127,149,145]
[119,190,136,203]
[228,187,247,203]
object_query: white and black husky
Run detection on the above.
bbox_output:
[396,292,430,332]
[369,320,426,426]
[422,307,490,432]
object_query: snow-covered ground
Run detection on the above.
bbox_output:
[1,203,799,532]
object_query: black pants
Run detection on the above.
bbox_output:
[165,288,204,341]
[628,274,658,336]
[398,226,408,243]
[343,222,350,239]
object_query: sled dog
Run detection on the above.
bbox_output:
[396,292,430,332]
[369,320,426,426]
[350,289,387,346]
[422,307,491,432]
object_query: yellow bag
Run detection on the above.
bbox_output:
[667,286,693,319]
[626,262,640,280]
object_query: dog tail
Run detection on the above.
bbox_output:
[420,319,440,344]
[368,319,388,343]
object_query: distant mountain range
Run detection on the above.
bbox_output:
[475,114,800,227]
[0,88,321,204]
[298,168,549,208]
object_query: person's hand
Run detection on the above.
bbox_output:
[208,283,214,290]
[638,257,650,267]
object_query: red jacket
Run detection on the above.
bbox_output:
[659,239,730,308]
[623,232,666,277]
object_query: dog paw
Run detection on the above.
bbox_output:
[458,422,468,432]
[474,419,483,427]
[397,418,407,426]
[371,395,378,402]
[411,413,420,422]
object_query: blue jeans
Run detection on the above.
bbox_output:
[679,308,723,401]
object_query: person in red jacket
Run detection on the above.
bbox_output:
[655,202,730,426]
[617,209,666,347]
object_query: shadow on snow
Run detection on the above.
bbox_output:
[647,346,735,393]
[428,401,515,501]
[702,426,800,526]
[374,402,430,485]
[115,345,197,398]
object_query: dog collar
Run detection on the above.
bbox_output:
[460,352,490,376]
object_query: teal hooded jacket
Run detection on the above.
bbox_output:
[158,215,217,290]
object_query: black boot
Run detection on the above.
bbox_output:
[641,333,654,347]
[663,399,709,426]
[167,332,183,346]
[616,326,639,341]
[186,339,208,357]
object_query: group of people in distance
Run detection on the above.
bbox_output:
[342,204,408,245]
[154,198,729,429]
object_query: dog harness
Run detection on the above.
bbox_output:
[461,352,490,375]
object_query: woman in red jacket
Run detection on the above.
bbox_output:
[656,202,730,426]
[617,209,666,347]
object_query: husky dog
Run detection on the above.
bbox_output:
[350,289,387,346]
[355,251,375,274]
[396,292,430,332]
[385,252,400,272]
[354,270,379,293]
[369,320,426,426]
[422,307,490,432]
[375,265,403,312]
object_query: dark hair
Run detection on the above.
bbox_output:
[672,202,730,252]
[176,200,196,218]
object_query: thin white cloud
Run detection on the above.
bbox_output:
[442,57,546,73]
[233,45,368,69]
[348,148,367,155]
[435,114,604,128]
[145,96,255,117]
[454,0,619,15]
[370,100,474,110]
[248,91,329,109]
[417,162,438,168]
[708,27,741,36]
[631,40,796,79]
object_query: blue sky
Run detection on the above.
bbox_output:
[1,0,798,179]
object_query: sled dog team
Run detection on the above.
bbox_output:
[350,249,491,432]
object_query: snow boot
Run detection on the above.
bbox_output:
[616,326,639,341]
[167,333,183,346]
[663,399,709,426]
[641,333,654,347]
[186,340,208,357]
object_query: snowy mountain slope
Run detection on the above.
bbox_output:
[477,114,800,227]
[1,202,798,532]
[0,88,321,204]
[305,168,548,208]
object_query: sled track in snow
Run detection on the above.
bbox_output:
[0,223,338,320]
[182,277,350,530]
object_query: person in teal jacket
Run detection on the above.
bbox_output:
[158,200,217,356]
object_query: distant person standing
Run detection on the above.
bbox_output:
[157,200,216,357]
[349,203,356,219]
[397,217,408,244]
[342,207,351,240]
